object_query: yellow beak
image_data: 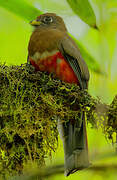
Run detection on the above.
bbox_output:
[30,20,41,26]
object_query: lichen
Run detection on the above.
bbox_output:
[0,64,117,179]
[105,95,117,141]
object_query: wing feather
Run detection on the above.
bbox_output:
[59,35,89,89]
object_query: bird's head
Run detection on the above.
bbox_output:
[30,13,67,32]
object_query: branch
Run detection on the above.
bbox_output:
[0,64,117,178]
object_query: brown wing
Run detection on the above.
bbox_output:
[58,34,90,89]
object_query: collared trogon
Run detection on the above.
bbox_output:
[28,13,90,176]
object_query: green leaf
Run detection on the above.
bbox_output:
[0,0,42,21]
[67,0,98,29]
[70,35,104,74]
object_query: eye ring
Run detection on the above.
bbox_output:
[43,16,53,23]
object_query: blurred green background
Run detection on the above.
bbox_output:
[0,0,117,179]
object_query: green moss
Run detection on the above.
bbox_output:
[105,95,117,140]
[0,64,58,178]
[0,63,117,179]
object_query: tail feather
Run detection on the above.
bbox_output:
[58,112,89,176]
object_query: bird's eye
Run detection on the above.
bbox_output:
[43,16,53,23]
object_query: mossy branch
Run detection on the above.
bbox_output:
[0,64,117,178]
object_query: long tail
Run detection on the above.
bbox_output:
[58,112,89,176]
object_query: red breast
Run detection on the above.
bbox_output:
[29,51,78,84]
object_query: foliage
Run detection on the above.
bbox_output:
[0,0,42,21]
[67,0,97,28]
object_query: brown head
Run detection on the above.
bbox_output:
[30,13,67,32]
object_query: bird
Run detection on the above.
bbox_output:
[28,13,90,176]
